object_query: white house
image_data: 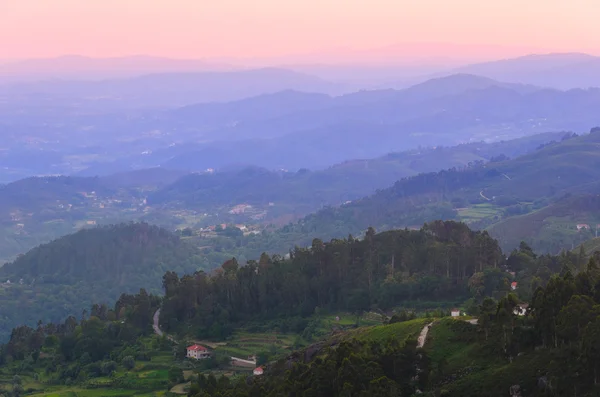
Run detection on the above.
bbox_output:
[514,303,529,316]
[186,344,210,360]
[253,366,264,376]
[450,309,460,317]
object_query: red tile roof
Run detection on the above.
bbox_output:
[187,344,207,351]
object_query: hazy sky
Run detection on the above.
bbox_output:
[1,0,599,60]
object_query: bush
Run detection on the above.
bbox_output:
[122,356,135,370]
[168,367,184,384]
[101,361,118,376]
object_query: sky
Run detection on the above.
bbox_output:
[1,0,599,62]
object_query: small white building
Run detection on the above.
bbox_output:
[450,309,460,317]
[253,366,264,376]
[186,344,210,360]
[514,303,529,316]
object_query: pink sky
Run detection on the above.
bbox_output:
[1,0,599,61]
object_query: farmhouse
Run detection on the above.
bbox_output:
[514,303,529,316]
[511,282,518,290]
[186,344,210,360]
[450,309,460,317]
[253,366,264,376]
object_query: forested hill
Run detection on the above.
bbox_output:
[0,223,206,341]
[159,221,504,339]
[267,128,600,251]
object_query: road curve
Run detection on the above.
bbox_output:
[417,322,434,348]
[153,309,163,336]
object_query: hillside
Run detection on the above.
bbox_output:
[0,221,591,397]
[488,194,600,253]
[149,131,566,215]
[0,223,206,341]
[263,129,600,252]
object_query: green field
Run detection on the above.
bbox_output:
[351,318,429,343]
[204,311,384,361]
[458,204,502,223]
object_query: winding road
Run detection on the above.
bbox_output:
[479,191,491,201]
[416,319,477,348]
[153,309,163,336]
[417,322,434,348]
[153,309,177,343]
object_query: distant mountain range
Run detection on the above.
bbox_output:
[2,66,600,182]
[73,73,600,175]
[0,55,236,81]
[0,67,345,108]
[443,53,600,90]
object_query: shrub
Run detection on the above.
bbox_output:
[122,356,135,370]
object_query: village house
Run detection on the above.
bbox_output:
[186,344,210,360]
[514,303,529,316]
[577,224,591,231]
[253,366,264,376]
[450,309,460,317]
[511,282,518,290]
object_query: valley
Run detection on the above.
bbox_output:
[2,44,600,396]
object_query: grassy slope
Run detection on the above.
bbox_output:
[482,132,600,201]
[350,318,429,343]
[487,195,600,252]
[582,237,600,255]
[424,318,560,397]
[3,340,175,397]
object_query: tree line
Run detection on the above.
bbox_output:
[159,221,504,339]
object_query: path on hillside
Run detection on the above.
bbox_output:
[479,191,491,201]
[417,322,434,348]
[153,309,178,343]
[170,382,191,395]
[153,309,163,336]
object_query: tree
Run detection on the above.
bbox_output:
[478,297,497,341]
[168,367,184,384]
[556,295,598,344]
[256,351,270,366]
[100,361,117,376]
[122,356,135,370]
[11,376,23,397]
[583,318,600,384]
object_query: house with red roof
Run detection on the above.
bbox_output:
[511,282,518,290]
[253,366,264,376]
[186,344,210,360]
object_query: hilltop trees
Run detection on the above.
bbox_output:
[0,289,160,386]
[160,221,505,339]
